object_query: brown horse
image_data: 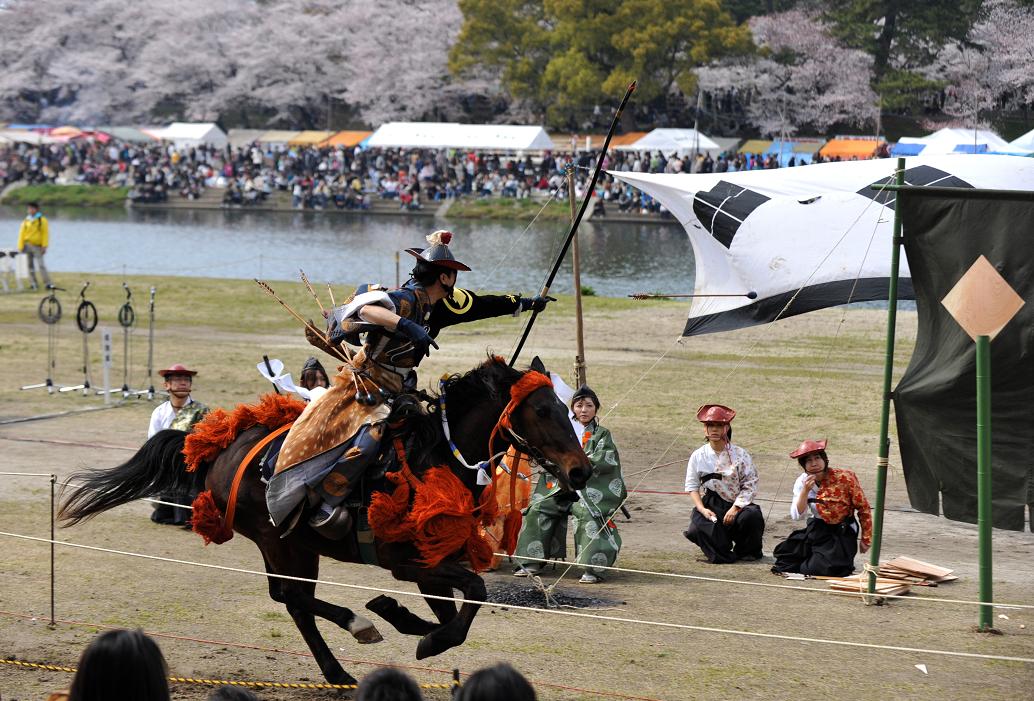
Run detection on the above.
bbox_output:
[59,356,590,685]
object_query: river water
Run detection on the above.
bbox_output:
[0,205,693,297]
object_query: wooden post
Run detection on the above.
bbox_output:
[867,158,906,595]
[976,334,993,629]
[568,165,587,387]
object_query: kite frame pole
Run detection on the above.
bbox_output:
[867,157,906,596]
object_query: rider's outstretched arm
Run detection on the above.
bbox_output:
[431,288,554,330]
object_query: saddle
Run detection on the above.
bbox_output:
[258,392,432,562]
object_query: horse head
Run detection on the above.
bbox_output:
[505,356,590,492]
[439,355,589,493]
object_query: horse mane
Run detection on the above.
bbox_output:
[440,354,522,407]
[393,355,522,475]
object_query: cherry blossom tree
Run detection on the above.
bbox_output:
[338,0,465,125]
[926,0,1034,121]
[0,0,469,127]
[697,10,879,136]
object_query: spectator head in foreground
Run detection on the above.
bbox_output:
[68,628,170,701]
[456,663,536,701]
[356,667,424,701]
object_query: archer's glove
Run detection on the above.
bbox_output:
[520,295,556,313]
[395,318,439,360]
[305,319,337,355]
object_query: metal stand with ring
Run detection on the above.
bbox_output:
[60,282,98,395]
[21,284,66,393]
[118,282,136,397]
[143,286,157,399]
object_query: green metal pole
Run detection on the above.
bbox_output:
[976,334,993,629]
[867,157,906,595]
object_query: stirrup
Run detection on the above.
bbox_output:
[309,503,353,540]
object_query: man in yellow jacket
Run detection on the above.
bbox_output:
[17,201,51,290]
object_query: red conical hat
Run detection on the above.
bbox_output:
[158,363,198,378]
[790,439,828,458]
[696,404,736,423]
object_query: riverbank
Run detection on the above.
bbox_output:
[0,182,677,225]
[1,183,129,207]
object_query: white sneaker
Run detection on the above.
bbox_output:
[579,573,600,584]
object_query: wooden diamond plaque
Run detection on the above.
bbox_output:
[941,255,1024,341]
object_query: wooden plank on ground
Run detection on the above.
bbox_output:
[884,556,954,578]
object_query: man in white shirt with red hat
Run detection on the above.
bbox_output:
[148,363,208,525]
[682,403,765,563]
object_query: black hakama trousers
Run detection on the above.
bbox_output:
[771,517,858,577]
[684,490,765,564]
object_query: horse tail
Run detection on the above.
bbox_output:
[59,429,202,526]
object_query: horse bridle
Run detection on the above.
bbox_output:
[437,374,559,486]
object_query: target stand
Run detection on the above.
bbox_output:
[115,283,158,399]
[60,282,99,395]
[21,285,67,393]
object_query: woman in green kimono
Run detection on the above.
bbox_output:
[513,385,627,583]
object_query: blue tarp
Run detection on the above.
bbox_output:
[764,141,815,167]
[952,144,990,154]
[891,143,926,156]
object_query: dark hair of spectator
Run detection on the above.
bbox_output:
[27,201,40,209]
[411,259,450,288]
[456,663,536,701]
[207,686,260,701]
[68,629,170,701]
[356,667,424,701]
[797,450,829,470]
[299,357,330,390]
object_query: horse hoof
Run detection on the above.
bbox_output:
[416,632,458,660]
[325,668,358,686]
[348,614,384,644]
[355,627,384,644]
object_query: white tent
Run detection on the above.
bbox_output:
[153,122,228,149]
[906,127,1012,155]
[227,129,267,149]
[1009,127,1034,154]
[365,122,554,151]
[615,128,721,156]
[0,129,57,145]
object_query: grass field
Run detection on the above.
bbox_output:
[1,184,130,208]
[1,272,1032,700]
[445,196,573,221]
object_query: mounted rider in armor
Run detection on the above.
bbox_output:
[266,230,553,539]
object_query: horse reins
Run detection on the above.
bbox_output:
[485,371,555,527]
[220,422,294,534]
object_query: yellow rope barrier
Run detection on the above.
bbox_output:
[0,657,457,691]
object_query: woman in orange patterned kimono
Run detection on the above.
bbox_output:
[772,439,873,577]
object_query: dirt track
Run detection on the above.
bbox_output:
[1,275,1032,700]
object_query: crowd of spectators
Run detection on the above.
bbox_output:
[0,139,214,203]
[0,136,887,217]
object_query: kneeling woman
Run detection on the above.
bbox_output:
[772,440,872,577]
